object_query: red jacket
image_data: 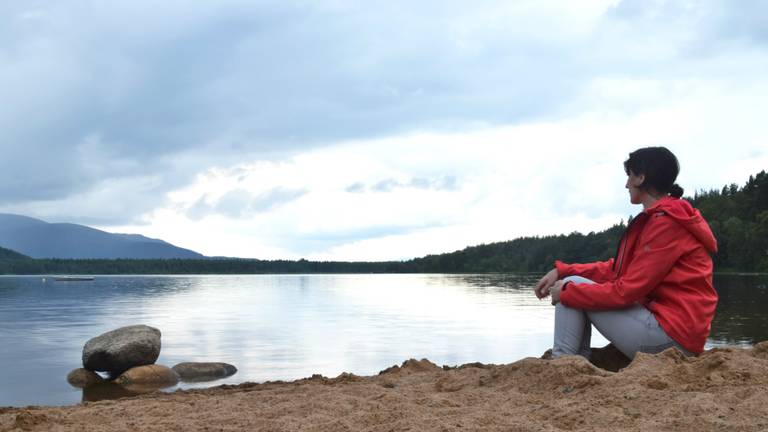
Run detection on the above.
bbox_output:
[557,196,718,354]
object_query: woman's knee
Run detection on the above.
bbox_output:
[563,275,595,285]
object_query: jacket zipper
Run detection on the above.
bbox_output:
[612,214,642,275]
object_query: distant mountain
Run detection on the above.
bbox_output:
[0,214,204,259]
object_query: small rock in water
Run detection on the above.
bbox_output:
[66,368,105,388]
[172,362,238,382]
[115,364,180,387]
[82,325,161,374]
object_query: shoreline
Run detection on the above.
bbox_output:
[3,342,768,431]
[0,271,768,282]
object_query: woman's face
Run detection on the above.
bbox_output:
[625,171,645,205]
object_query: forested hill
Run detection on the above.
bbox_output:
[0,170,765,274]
[691,170,768,272]
[402,223,626,273]
[0,246,29,260]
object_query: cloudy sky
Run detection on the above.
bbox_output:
[1,0,766,260]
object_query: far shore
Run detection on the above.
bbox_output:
[2,271,767,276]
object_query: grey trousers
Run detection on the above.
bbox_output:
[553,276,692,359]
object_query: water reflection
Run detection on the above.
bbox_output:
[436,273,540,290]
[709,274,768,346]
[80,382,157,403]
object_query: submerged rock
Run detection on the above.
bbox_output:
[171,362,237,382]
[66,368,105,388]
[115,364,179,387]
[82,325,161,374]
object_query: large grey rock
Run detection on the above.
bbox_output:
[82,325,161,374]
[172,362,237,382]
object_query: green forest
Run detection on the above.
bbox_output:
[1,170,766,274]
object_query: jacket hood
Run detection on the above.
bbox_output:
[646,196,718,253]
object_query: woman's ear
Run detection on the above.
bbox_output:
[633,174,645,187]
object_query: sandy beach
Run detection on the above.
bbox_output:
[2,342,767,432]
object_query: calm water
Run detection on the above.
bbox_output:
[0,273,765,407]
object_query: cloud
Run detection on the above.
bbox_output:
[187,187,308,220]
[0,0,610,217]
[1,0,767,259]
[276,224,440,258]
[352,176,459,193]
[345,182,366,193]
[370,179,400,193]
[607,0,768,49]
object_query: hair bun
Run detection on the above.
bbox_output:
[669,183,684,198]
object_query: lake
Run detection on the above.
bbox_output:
[0,273,765,407]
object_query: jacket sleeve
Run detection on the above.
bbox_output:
[560,216,685,310]
[555,258,615,284]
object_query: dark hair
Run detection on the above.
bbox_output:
[623,147,684,198]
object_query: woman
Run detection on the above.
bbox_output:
[535,147,717,359]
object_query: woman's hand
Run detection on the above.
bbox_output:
[534,268,558,299]
[550,280,566,305]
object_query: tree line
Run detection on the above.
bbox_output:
[689,170,768,272]
[1,170,765,274]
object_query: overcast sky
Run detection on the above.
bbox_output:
[1,0,767,260]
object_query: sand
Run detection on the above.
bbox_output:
[2,342,768,432]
